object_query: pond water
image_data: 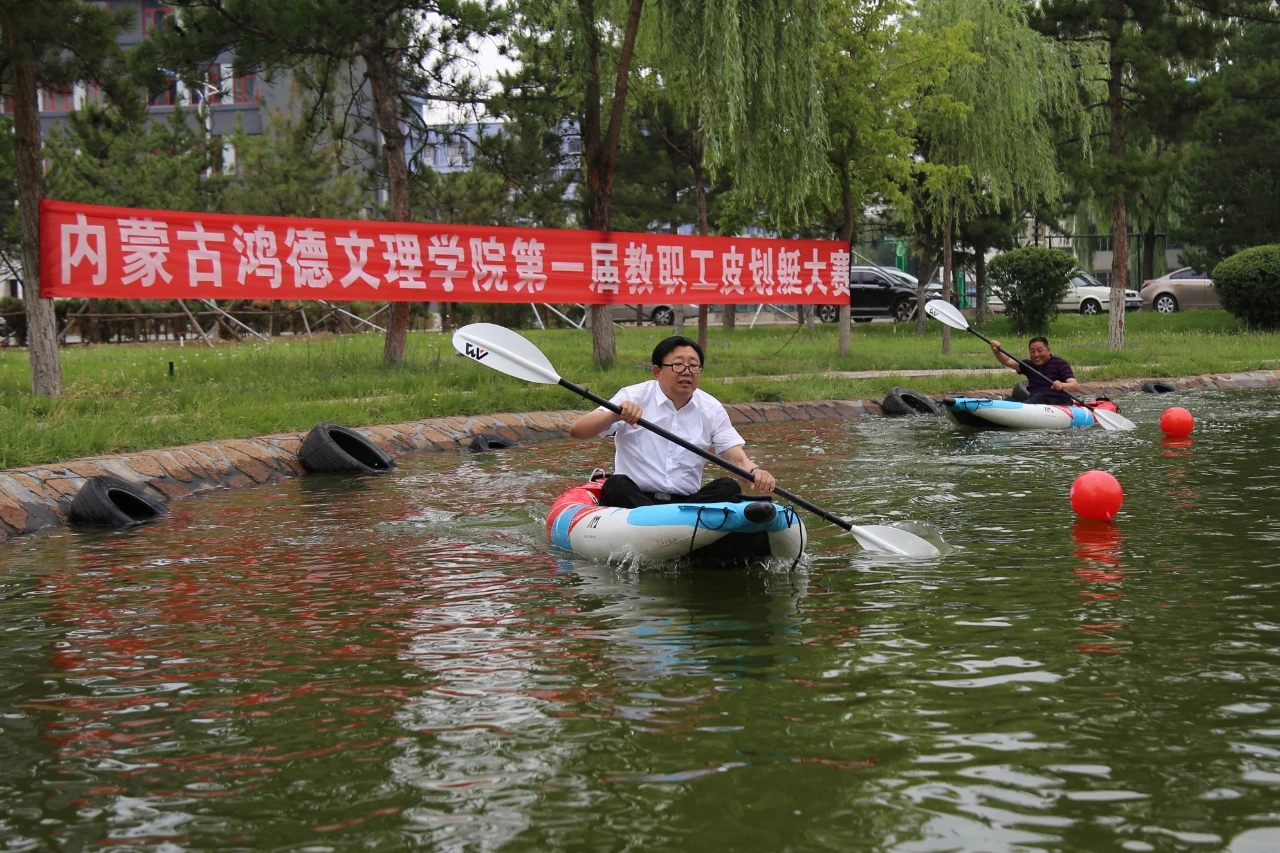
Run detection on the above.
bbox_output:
[2,389,1279,852]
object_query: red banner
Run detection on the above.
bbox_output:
[40,199,849,305]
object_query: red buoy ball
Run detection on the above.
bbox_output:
[1070,470,1125,521]
[1160,406,1195,438]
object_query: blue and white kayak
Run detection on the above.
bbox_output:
[943,396,1098,430]
[546,479,806,563]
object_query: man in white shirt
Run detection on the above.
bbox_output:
[568,336,776,508]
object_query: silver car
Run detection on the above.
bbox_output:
[610,303,700,325]
[1140,268,1216,313]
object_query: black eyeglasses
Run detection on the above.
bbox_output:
[659,363,703,375]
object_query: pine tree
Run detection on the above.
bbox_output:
[0,0,136,395]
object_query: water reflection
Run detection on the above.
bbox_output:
[1,389,1279,851]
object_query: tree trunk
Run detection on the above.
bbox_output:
[837,176,855,356]
[364,38,413,366]
[915,245,935,334]
[579,0,643,369]
[1107,23,1127,351]
[1142,223,1157,283]
[975,248,988,326]
[693,142,709,351]
[11,47,61,395]
[941,209,954,355]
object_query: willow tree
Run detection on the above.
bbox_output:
[914,0,1083,353]
[799,0,960,355]
[150,0,493,366]
[504,0,827,368]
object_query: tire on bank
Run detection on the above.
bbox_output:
[299,422,396,474]
[882,386,944,416]
[1141,380,1178,394]
[68,475,170,528]
[469,433,518,453]
[1010,380,1030,402]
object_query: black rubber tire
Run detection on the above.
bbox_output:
[299,422,396,474]
[1153,293,1178,313]
[68,475,169,527]
[891,299,913,323]
[1010,380,1030,402]
[816,304,840,324]
[649,306,675,326]
[1079,299,1102,315]
[469,433,518,453]
[882,386,944,416]
[1141,380,1178,394]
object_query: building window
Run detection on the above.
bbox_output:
[231,73,257,104]
[41,88,75,112]
[143,1,171,31]
[149,78,178,107]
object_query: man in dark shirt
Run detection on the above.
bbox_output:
[989,336,1081,405]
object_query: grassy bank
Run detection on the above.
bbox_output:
[2,310,1275,469]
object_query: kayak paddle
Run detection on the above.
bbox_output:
[452,322,942,557]
[923,300,1137,432]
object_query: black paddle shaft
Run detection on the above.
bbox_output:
[959,326,1091,407]
[559,378,855,532]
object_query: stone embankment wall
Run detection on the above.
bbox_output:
[3,370,1278,542]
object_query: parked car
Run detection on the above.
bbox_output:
[987,271,1141,315]
[816,266,939,324]
[610,303,700,325]
[1140,268,1216,313]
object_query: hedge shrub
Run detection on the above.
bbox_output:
[1212,245,1280,330]
[987,247,1077,335]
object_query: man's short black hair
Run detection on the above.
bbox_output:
[652,336,705,367]
[1030,336,1050,349]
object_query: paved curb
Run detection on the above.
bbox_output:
[2,369,1278,543]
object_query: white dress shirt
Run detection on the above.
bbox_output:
[597,380,745,495]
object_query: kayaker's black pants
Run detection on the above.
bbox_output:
[1022,392,1074,406]
[600,474,742,509]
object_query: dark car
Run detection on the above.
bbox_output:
[815,266,929,324]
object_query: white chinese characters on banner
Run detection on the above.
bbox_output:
[512,237,546,293]
[590,243,620,294]
[119,218,173,287]
[233,224,282,289]
[46,202,856,304]
[61,214,108,286]
[470,237,508,292]
[336,231,379,288]
[177,221,226,288]
[285,228,334,289]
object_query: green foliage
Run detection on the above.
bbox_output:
[219,113,362,219]
[1212,245,1280,331]
[987,247,1076,334]
[913,0,1081,227]
[45,106,224,211]
[1177,24,1280,273]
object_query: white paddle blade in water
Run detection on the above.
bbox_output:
[848,524,941,557]
[453,323,562,385]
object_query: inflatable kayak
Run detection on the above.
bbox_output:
[943,396,1100,430]
[546,478,806,564]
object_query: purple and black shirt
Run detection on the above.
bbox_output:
[1019,355,1075,405]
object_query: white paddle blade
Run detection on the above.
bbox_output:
[849,524,941,557]
[1092,407,1138,431]
[924,299,969,330]
[453,323,562,385]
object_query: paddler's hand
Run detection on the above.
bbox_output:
[616,401,643,425]
[990,340,1003,356]
[751,467,776,493]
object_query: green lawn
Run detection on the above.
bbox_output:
[1,310,1275,469]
